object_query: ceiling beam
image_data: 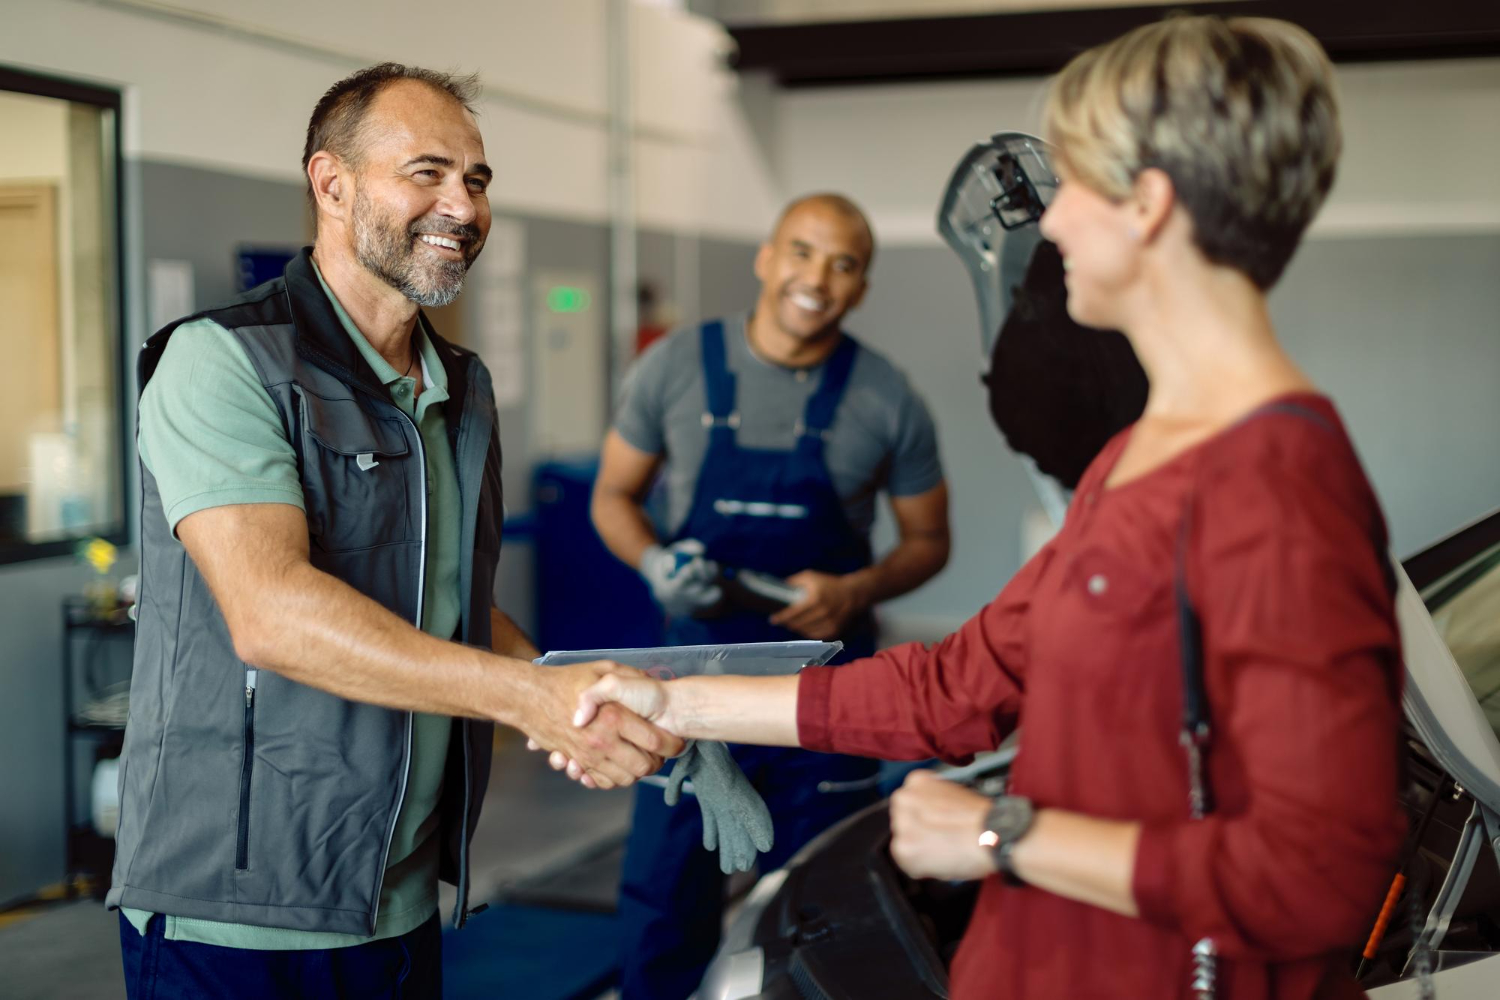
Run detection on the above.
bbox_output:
[727,1,1500,86]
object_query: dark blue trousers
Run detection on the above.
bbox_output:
[616,744,879,1000]
[118,911,442,999]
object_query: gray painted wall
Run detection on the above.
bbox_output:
[1270,234,1500,557]
[140,161,314,310]
[853,245,1036,628]
[858,234,1500,632]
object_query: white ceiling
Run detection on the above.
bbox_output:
[690,0,1215,25]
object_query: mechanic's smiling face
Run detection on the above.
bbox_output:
[350,80,493,308]
[753,200,871,344]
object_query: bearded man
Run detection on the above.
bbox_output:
[109,63,680,999]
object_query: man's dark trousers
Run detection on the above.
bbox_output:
[118,913,441,999]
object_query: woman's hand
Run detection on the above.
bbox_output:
[888,769,998,882]
[573,670,675,730]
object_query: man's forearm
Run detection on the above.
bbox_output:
[237,560,541,726]
[491,606,540,660]
[592,488,659,569]
[847,534,949,607]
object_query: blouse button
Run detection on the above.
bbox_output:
[1087,573,1109,596]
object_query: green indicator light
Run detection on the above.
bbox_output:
[547,286,591,313]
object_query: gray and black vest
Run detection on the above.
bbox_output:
[107,248,503,935]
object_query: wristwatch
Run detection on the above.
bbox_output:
[978,795,1035,885]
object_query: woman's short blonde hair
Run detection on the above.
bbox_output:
[1043,15,1340,289]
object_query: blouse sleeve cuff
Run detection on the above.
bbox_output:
[1132,822,1183,931]
[796,666,837,753]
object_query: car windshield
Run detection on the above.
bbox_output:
[1422,542,1500,740]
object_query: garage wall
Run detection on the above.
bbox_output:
[2,0,779,240]
[775,58,1500,632]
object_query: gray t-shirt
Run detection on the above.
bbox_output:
[615,314,943,539]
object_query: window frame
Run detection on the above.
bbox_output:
[0,66,129,565]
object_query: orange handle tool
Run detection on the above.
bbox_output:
[1362,873,1407,960]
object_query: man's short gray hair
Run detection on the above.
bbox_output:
[302,63,480,205]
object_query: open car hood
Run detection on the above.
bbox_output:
[936,131,1147,506]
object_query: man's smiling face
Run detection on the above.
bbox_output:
[753,199,872,344]
[348,79,492,308]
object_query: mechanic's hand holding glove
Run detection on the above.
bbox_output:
[666,740,774,874]
[639,538,722,617]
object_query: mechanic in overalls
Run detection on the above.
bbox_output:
[591,193,952,1000]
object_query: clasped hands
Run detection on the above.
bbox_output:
[527,665,680,789]
[519,661,684,790]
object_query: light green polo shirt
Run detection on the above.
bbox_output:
[125,263,462,949]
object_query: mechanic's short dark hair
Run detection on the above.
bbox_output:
[302,63,480,203]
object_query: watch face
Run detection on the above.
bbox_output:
[987,797,1033,842]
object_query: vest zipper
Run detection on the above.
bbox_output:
[453,378,477,929]
[455,718,473,927]
[235,667,258,870]
[369,408,425,933]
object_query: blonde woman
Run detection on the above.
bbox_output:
[563,16,1406,998]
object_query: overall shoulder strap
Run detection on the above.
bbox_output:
[799,335,860,436]
[699,319,736,421]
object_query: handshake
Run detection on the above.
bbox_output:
[521,661,774,874]
[520,661,680,789]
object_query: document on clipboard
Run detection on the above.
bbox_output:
[534,640,844,680]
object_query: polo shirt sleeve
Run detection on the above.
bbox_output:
[611,335,674,456]
[886,382,943,498]
[137,318,304,533]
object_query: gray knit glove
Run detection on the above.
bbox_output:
[638,540,722,618]
[664,740,774,874]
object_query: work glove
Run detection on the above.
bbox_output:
[639,539,722,618]
[665,740,774,874]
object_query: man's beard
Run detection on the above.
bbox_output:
[352,189,482,308]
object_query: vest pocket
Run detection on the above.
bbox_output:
[297,389,412,552]
[235,668,257,871]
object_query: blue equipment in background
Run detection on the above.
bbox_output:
[533,459,662,654]
[235,246,299,292]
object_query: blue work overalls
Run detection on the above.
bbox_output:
[616,320,882,1000]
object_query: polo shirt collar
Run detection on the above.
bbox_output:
[310,259,450,408]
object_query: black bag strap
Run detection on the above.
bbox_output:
[1174,400,1338,820]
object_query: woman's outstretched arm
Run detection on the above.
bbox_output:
[575,671,802,747]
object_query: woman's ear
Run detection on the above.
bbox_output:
[1131,167,1176,243]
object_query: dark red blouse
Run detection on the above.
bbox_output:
[798,395,1407,999]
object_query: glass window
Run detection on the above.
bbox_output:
[0,70,124,561]
[1422,544,1500,740]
